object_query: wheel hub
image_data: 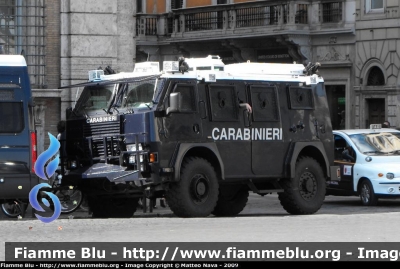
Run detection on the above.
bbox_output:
[305,178,314,192]
[196,181,206,196]
[299,171,316,200]
[190,174,209,204]
[361,185,370,203]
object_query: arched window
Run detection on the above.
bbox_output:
[367,66,385,86]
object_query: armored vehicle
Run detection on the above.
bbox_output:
[59,56,339,218]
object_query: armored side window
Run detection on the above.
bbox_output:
[249,85,279,122]
[172,83,196,112]
[0,101,24,133]
[287,86,314,110]
[208,85,238,122]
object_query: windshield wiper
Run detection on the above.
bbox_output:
[363,151,385,154]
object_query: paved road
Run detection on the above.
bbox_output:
[1,193,400,261]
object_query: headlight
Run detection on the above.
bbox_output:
[386,173,395,180]
[126,144,142,152]
[129,154,143,164]
[127,144,143,164]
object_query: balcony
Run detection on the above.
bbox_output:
[135,1,352,46]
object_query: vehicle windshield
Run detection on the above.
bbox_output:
[349,132,400,154]
[73,76,164,115]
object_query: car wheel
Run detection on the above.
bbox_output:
[359,180,378,206]
[1,201,27,218]
[56,189,83,214]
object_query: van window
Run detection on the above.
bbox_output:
[0,102,24,133]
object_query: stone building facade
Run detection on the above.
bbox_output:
[353,0,400,128]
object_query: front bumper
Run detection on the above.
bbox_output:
[66,163,153,187]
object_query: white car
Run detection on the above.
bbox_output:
[327,125,400,206]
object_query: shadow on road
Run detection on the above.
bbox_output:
[2,193,400,220]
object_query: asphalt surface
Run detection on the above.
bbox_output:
[2,192,400,220]
[2,193,400,262]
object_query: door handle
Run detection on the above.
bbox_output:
[193,124,200,134]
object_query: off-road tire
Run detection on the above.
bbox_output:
[359,180,378,206]
[165,157,219,217]
[212,185,249,216]
[88,196,139,218]
[278,156,326,214]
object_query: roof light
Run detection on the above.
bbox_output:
[163,61,180,72]
[88,70,104,82]
[370,124,382,130]
[134,62,160,73]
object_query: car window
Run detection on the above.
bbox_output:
[0,102,24,133]
[349,132,400,154]
[334,134,355,161]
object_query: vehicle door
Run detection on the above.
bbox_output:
[162,79,203,141]
[205,81,252,177]
[333,134,356,193]
[249,83,284,176]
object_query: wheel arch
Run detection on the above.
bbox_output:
[357,177,370,194]
[173,143,224,182]
[287,142,330,179]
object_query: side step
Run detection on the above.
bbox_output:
[246,179,284,194]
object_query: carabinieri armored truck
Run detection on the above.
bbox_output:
[59,56,339,218]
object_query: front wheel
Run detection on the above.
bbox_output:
[278,156,326,215]
[359,180,378,206]
[1,201,27,218]
[165,157,219,217]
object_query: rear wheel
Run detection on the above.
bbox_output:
[166,157,219,217]
[359,180,378,206]
[88,196,139,218]
[212,185,249,216]
[278,156,326,215]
